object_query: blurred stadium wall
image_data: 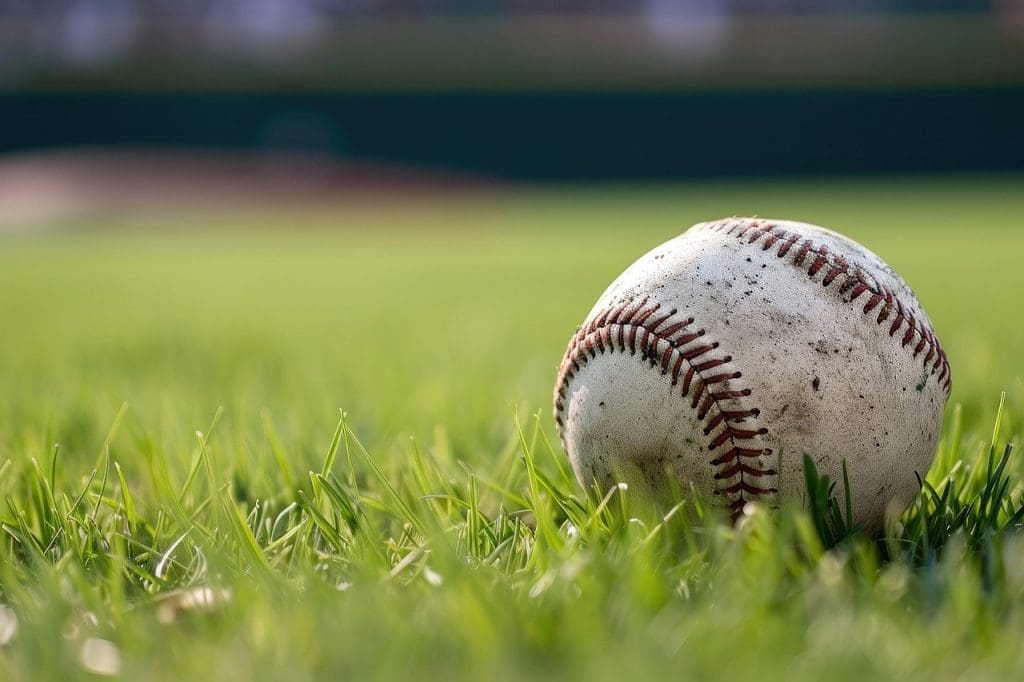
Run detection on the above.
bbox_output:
[0,1,1022,180]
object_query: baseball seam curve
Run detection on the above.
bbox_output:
[700,217,951,393]
[553,297,778,518]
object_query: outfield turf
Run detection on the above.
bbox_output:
[1,176,1023,680]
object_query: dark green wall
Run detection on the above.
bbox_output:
[2,89,1021,180]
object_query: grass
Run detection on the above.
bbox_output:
[0,175,1023,680]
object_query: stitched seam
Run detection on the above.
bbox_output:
[699,217,952,393]
[553,298,778,518]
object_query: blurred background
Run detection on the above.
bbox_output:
[1,0,1023,222]
[1,1,1023,446]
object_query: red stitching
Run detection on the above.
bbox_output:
[761,231,782,250]
[807,248,829,277]
[554,299,777,519]
[711,447,768,466]
[847,280,869,300]
[705,218,951,392]
[715,480,773,496]
[794,240,813,266]
[715,461,777,480]
[777,234,799,257]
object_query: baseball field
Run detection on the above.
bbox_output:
[1,176,1023,680]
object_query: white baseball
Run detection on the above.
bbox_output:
[554,217,950,528]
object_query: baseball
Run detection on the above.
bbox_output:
[554,217,950,528]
